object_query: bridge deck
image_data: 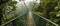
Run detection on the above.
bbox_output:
[26,11,35,26]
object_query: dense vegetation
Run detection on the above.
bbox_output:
[0,0,18,26]
[32,0,60,26]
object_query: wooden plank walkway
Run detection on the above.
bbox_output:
[26,11,35,26]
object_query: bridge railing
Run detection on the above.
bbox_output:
[1,13,28,26]
[32,12,59,26]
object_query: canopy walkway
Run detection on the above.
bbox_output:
[0,0,59,26]
[1,11,59,26]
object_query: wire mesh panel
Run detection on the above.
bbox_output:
[32,13,59,26]
[1,13,28,26]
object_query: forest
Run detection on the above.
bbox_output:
[0,0,60,26]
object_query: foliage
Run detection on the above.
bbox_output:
[32,0,60,26]
[0,0,18,26]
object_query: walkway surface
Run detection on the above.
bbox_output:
[26,11,35,26]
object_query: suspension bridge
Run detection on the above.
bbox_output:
[1,11,59,26]
[0,0,59,26]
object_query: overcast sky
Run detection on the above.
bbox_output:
[15,0,40,3]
